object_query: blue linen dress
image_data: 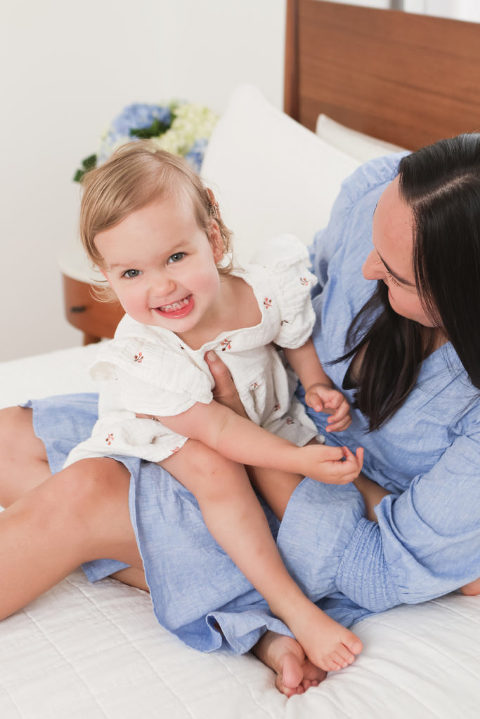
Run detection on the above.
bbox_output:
[27,153,480,653]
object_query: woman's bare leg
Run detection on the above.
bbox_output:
[0,407,51,506]
[0,405,148,594]
[460,578,480,595]
[0,456,145,619]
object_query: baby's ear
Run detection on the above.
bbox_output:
[209,220,224,263]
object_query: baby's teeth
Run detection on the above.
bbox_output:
[161,297,189,311]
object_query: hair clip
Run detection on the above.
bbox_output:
[206,188,219,219]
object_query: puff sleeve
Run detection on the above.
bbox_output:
[252,235,317,349]
[91,334,213,417]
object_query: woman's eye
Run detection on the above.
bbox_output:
[167,252,185,264]
[122,269,141,279]
[385,268,400,287]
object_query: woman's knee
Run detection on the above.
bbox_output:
[0,406,46,461]
[46,458,136,560]
[56,458,130,515]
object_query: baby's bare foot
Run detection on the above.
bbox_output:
[252,631,326,697]
[290,602,363,672]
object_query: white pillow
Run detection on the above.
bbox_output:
[316,114,407,163]
[201,85,360,266]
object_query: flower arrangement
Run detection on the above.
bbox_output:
[74,101,218,182]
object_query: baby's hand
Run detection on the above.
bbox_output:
[298,443,364,485]
[305,383,352,432]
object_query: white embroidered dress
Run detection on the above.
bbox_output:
[65,236,320,467]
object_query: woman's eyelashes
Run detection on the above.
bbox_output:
[385,267,401,287]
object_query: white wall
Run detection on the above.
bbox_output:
[1,0,286,361]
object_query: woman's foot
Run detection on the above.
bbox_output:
[460,577,480,596]
[252,631,326,697]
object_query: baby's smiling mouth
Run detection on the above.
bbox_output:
[157,296,191,312]
[153,295,194,318]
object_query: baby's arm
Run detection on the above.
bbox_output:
[157,399,362,485]
[284,339,351,432]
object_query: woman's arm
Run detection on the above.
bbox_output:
[206,351,480,611]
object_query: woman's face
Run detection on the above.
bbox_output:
[362,176,437,328]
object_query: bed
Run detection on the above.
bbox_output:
[2,1,480,716]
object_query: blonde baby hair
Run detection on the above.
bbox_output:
[80,141,232,280]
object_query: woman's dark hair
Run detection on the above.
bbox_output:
[339,133,480,430]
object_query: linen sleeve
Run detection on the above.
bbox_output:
[335,424,480,611]
[252,234,317,349]
[91,338,213,416]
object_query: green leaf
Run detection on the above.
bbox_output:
[130,118,170,139]
[82,154,97,171]
[73,154,97,183]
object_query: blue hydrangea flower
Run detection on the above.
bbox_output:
[74,101,218,181]
[185,137,209,172]
[97,103,172,165]
[110,103,171,137]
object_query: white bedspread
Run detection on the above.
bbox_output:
[1,345,479,717]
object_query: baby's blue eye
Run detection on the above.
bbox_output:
[122,269,141,279]
[167,252,185,264]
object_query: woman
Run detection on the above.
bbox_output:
[1,134,480,697]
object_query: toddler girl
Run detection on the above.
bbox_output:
[65,141,364,672]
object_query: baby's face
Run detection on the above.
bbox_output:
[95,195,224,333]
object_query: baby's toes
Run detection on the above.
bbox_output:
[331,650,351,670]
[345,633,363,656]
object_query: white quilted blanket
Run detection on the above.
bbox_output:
[1,346,479,718]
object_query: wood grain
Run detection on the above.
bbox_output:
[63,275,124,344]
[285,0,480,149]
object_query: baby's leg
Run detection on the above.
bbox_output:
[249,463,362,670]
[162,441,362,671]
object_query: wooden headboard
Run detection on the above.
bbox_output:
[284,0,480,149]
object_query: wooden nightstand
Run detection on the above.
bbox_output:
[59,244,124,345]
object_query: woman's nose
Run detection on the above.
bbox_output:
[362,250,383,281]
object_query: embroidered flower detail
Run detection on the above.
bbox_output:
[263,297,272,309]
[299,276,310,286]
[220,338,232,351]
[105,433,114,445]
[286,417,295,425]
[249,382,260,391]
[134,352,144,363]
[280,319,289,326]
[273,402,280,412]
[171,445,181,454]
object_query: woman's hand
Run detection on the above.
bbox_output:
[205,350,248,418]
